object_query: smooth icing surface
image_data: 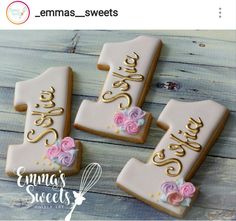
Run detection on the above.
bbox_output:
[5,67,81,176]
[74,36,162,143]
[117,99,229,217]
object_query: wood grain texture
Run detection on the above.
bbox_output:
[0,30,78,52]
[0,30,235,220]
[76,30,236,67]
[1,180,235,220]
[0,47,235,111]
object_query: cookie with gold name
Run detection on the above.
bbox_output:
[117,99,229,218]
[5,67,82,176]
[74,36,162,143]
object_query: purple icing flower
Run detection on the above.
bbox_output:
[128,107,146,121]
[161,181,179,194]
[58,151,75,167]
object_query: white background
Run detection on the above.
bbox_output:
[0,0,235,29]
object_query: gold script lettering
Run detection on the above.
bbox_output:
[32,107,64,128]
[101,52,143,109]
[112,72,144,91]
[27,128,58,147]
[169,117,203,155]
[152,149,183,177]
[152,117,204,177]
[27,86,63,147]
[40,86,55,108]
[102,91,132,110]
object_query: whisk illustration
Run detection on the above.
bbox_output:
[65,163,102,221]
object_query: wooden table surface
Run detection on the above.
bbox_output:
[0,30,235,220]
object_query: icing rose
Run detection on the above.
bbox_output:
[179,182,196,198]
[124,120,139,134]
[113,106,146,135]
[128,107,145,121]
[114,112,127,126]
[46,145,62,160]
[58,152,75,167]
[161,181,179,194]
[61,137,75,152]
[167,191,184,206]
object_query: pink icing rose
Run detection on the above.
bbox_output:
[58,152,75,167]
[61,137,75,152]
[114,112,127,126]
[167,191,184,206]
[128,107,145,120]
[161,181,179,194]
[124,120,139,134]
[46,145,62,160]
[179,182,196,198]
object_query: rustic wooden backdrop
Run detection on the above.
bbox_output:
[0,31,235,220]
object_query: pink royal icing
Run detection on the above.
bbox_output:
[46,137,77,167]
[46,145,62,160]
[124,120,140,134]
[113,106,146,135]
[114,112,127,126]
[167,191,184,206]
[61,137,76,152]
[179,182,196,198]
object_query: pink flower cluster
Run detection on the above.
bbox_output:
[46,137,77,167]
[113,106,146,135]
[160,179,196,207]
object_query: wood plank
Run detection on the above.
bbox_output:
[0,30,77,52]
[1,30,235,67]
[125,30,236,41]
[76,30,236,67]
[0,87,235,159]
[1,131,236,211]
[0,48,235,111]
[1,180,235,220]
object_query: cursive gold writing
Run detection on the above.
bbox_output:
[32,107,64,128]
[40,86,55,108]
[152,117,204,177]
[112,72,144,91]
[27,86,64,147]
[102,91,132,110]
[152,149,183,177]
[27,128,58,147]
[169,117,203,155]
[101,52,144,109]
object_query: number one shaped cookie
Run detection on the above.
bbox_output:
[74,36,162,143]
[5,67,82,176]
[117,99,229,218]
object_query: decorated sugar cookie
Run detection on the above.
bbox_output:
[117,99,229,218]
[5,67,82,176]
[74,36,162,143]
